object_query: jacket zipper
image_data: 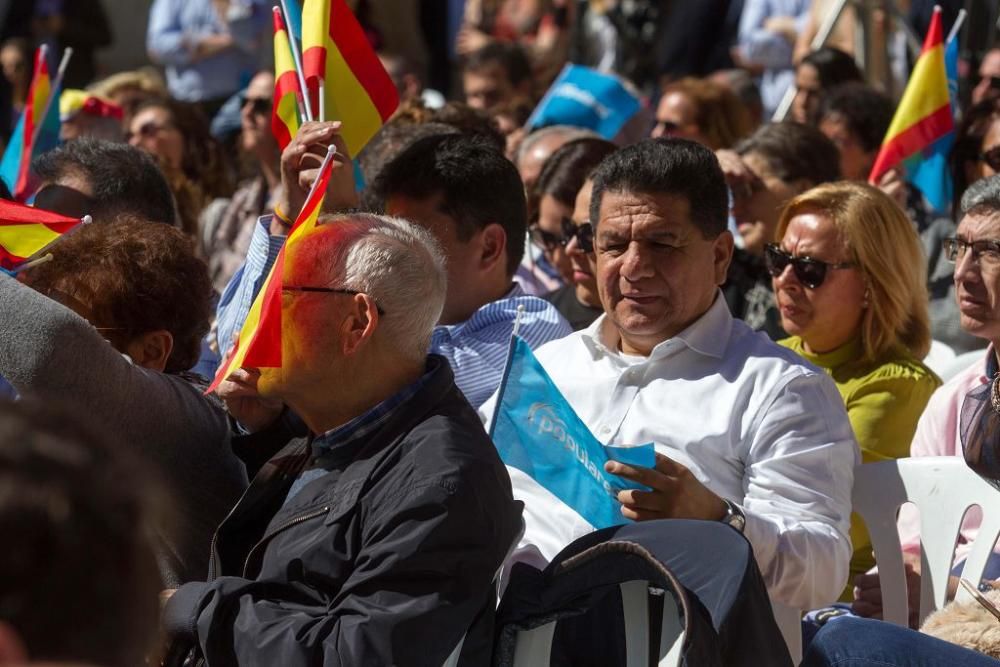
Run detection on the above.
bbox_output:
[242,505,330,577]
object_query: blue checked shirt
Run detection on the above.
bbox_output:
[216,218,573,408]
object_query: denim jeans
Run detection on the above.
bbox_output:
[802,617,1000,666]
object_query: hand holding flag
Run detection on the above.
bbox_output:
[274,121,358,229]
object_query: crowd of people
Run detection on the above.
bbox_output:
[3,0,1000,665]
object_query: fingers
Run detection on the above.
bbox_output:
[615,488,661,511]
[605,460,671,491]
[620,505,661,522]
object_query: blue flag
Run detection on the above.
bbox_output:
[908,35,959,214]
[525,64,641,139]
[281,0,302,40]
[0,88,60,199]
[489,336,656,529]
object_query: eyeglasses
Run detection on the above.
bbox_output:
[654,119,681,134]
[242,96,272,116]
[981,146,1000,172]
[763,243,856,289]
[281,286,386,315]
[529,218,594,254]
[125,121,173,143]
[943,237,1000,268]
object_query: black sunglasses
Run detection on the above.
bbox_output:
[243,96,272,116]
[981,146,1000,172]
[281,286,385,315]
[763,243,856,289]
[529,218,594,253]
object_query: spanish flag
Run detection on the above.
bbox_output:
[301,0,398,157]
[0,199,83,272]
[207,149,336,393]
[272,7,302,150]
[868,8,955,212]
[0,47,60,202]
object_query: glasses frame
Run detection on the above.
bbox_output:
[763,243,856,289]
[242,96,272,116]
[281,286,386,315]
[943,236,1000,267]
[529,217,594,254]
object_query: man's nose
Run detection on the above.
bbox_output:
[621,243,654,279]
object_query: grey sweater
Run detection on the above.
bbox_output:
[0,275,248,586]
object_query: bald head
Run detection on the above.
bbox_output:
[516,126,599,202]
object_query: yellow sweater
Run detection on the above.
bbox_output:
[779,336,941,599]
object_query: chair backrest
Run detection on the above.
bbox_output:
[510,580,685,667]
[852,457,1000,626]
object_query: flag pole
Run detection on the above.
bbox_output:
[299,144,338,214]
[947,9,967,45]
[277,2,313,122]
[29,47,72,150]
[318,80,326,122]
[11,253,53,274]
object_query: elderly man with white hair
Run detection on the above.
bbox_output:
[162,127,522,666]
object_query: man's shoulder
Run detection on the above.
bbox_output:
[925,352,989,411]
[721,320,827,382]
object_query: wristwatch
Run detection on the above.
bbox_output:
[720,499,746,533]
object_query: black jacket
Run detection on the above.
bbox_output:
[164,356,523,666]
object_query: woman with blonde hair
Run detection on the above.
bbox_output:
[650,77,753,150]
[767,181,941,593]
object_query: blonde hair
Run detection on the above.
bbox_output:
[88,67,167,100]
[775,181,931,361]
[661,77,753,150]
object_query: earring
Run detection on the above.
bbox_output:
[862,289,871,309]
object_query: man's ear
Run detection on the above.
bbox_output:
[0,621,28,664]
[478,223,508,274]
[713,230,735,286]
[340,293,380,357]
[125,330,174,372]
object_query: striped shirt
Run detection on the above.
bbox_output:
[216,218,573,408]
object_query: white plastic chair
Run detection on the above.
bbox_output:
[510,580,685,667]
[852,457,1000,627]
[922,339,957,377]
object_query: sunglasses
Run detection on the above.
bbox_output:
[981,146,1000,172]
[243,96,272,116]
[763,243,856,289]
[529,218,594,254]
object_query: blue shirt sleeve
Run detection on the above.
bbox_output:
[147,0,195,66]
[216,217,286,359]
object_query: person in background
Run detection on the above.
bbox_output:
[732,0,811,118]
[146,0,269,117]
[971,47,1000,105]
[88,67,168,125]
[128,98,234,244]
[530,137,616,329]
[462,41,534,113]
[710,68,766,131]
[0,218,247,586]
[0,37,31,138]
[815,82,893,183]
[650,77,753,150]
[491,95,534,161]
[771,181,940,596]
[58,89,124,142]
[790,47,863,124]
[720,122,841,340]
[0,400,162,667]
[202,70,281,292]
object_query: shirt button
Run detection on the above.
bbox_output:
[601,426,612,435]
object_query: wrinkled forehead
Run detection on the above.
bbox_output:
[596,189,694,236]
[959,209,1000,238]
[284,223,361,286]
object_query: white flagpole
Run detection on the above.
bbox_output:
[947,9,967,45]
[29,47,72,150]
[276,2,313,122]
[299,144,338,215]
[318,80,326,122]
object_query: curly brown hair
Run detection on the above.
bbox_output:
[24,217,213,374]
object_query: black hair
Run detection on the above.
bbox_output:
[462,41,532,87]
[799,47,864,89]
[816,82,894,153]
[589,138,728,239]
[33,138,177,225]
[735,122,841,186]
[536,138,618,207]
[950,97,1000,212]
[0,399,162,667]
[369,133,527,276]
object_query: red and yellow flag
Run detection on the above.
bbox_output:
[868,9,955,202]
[207,153,336,393]
[0,199,82,271]
[13,49,52,200]
[272,7,302,151]
[301,0,398,157]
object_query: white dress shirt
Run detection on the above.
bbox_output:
[483,293,860,610]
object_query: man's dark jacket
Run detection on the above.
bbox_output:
[164,356,523,666]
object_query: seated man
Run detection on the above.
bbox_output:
[163,212,522,665]
[852,175,1000,624]
[0,400,162,667]
[485,138,860,611]
[0,218,247,585]
[218,123,571,410]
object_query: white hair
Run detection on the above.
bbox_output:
[323,213,447,362]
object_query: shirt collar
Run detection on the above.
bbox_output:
[433,283,524,338]
[580,290,731,362]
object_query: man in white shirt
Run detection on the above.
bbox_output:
[486,138,860,610]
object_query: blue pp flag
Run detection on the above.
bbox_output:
[525,64,641,140]
[0,90,60,199]
[489,336,656,529]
